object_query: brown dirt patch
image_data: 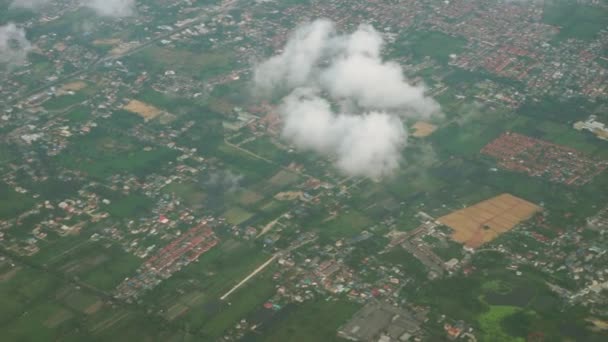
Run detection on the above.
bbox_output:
[412,121,438,137]
[61,81,87,92]
[93,38,121,46]
[123,100,162,121]
[437,193,541,248]
[274,191,303,201]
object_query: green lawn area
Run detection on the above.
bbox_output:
[398,31,467,63]
[320,210,373,239]
[43,92,89,111]
[213,143,279,183]
[79,246,141,292]
[241,137,290,164]
[0,267,60,323]
[103,193,154,219]
[534,120,607,157]
[478,306,526,342]
[0,182,35,220]
[130,46,236,79]
[63,289,101,313]
[200,274,276,339]
[64,105,92,124]
[258,300,360,342]
[55,128,178,179]
[223,206,254,225]
[4,302,72,341]
[162,181,206,208]
[543,1,608,41]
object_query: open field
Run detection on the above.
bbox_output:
[477,305,525,342]
[93,38,121,46]
[321,211,373,239]
[55,128,178,179]
[438,193,541,248]
[543,1,608,41]
[123,99,163,121]
[60,81,88,92]
[162,181,205,208]
[238,190,264,206]
[397,31,467,63]
[411,121,438,137]
[0,182,35,220]
[129,46,235,79]
[223,206,254,226]
[255,300,360,342]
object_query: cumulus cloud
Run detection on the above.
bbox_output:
[0,23,32,66]
[254,20,441,178]
[281,88,405,178]
[82,0,136,17]
[254,19,334,95]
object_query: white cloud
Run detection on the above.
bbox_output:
[281,89,406,179]
[82,0,136,17]
[320,54,438,115]
[0,23,32,66]
[253,19,334,95]
[254,20,441,179]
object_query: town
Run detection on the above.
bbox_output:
[1,0,608,341]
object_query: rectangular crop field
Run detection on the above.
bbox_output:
[438,193,541,248]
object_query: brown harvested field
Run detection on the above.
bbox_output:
[412,121,438,137]
[61,81,88,92]
[437,193,541,248]
[274,191,303,201]
[93,38,121,46]
[123,100,162,121]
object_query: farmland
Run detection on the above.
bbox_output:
[438,193,541,248]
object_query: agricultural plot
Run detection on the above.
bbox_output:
[438,193,541,248]
[223,206,254,226]
[123,99,163,121]
[411,121,438,137]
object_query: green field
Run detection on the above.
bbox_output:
[255,300,360,342]
[241,137,291,164]
[80,248,141,291]
[129,46,236,79]
[162,181,206,208]
[543,1,608,41]
[55,128,178,179]
[320,210,373,239]
[43,92,89,111]
[200,273,276,339]
[477,306,525,342]
[223,206,254,225]
[397,31,467,63]
[0,182,35,220]
[103,193,154,219]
